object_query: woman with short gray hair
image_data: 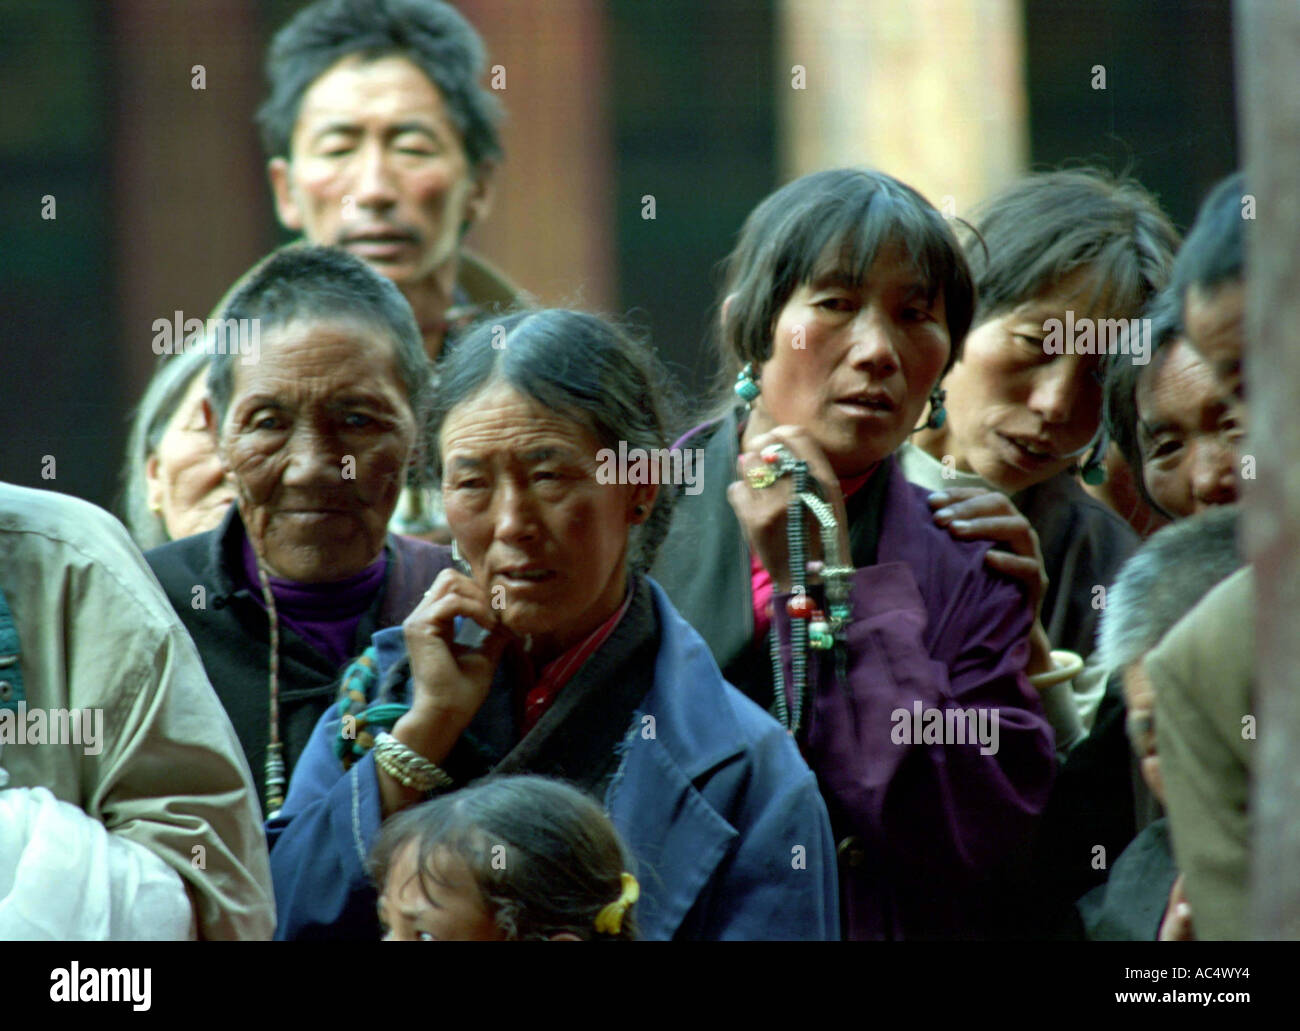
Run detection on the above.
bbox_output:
[146,246,447,814]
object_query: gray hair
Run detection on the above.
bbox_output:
[119,347,216,549]
[1096,504,1244,671]
[206,246,433,469]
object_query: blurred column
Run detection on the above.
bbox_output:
[777,0,1028,213]
[109,0,270,399]
[1239,0,1300,940]
[457,0,615,309]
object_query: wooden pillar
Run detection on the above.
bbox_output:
[777,0,1028,212]
[109,0,269,398]
[456,0,615,309]
[1238,0,1300,939]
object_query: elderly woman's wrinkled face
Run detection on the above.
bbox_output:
[440,382,654,660]
[1137,339,1241,518]
[146,372,236,540]
[933,269,1108,493]
[217,318,416,583]
[755,242,951,478]
[378,842,502,942]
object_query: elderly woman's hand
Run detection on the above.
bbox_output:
[392,568,510,764]
[729,425,852,593]
[928,487,1053,677]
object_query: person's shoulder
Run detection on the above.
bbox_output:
[881,464,1035,644]
[1149,565,1253,681]
[1146,566,1253,734]
[143,523,218,587]
[1025,473,1139,552]
[457,248,528,310]
[0,483,148,573]
[890,465,1004,582]
[896,440,987,492]
[0,484,191,641]
[382,535,454,618]
[642,579,812,776]
[386,532,452,569]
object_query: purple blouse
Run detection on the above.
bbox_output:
[240,537,387,670]
[769,457,1056,939]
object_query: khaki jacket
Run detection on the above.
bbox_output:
[1149,565,1255,939]
[0,483,274,940]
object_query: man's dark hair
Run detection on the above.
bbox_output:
[1170,171,1247,298]
[257,0,503,173]
[1103,287,1184,517]
[715,167,975,395]
[207,245,431,435]
[430,309,680,574]
[961,168,1179,330]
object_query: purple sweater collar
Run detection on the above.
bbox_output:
[239,535,387,668]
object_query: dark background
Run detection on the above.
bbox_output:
[0,0,1237,514]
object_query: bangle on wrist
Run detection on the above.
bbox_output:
[1028,649,1084,690]
[372,731,454,792]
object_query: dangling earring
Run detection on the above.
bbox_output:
[734,362,760,406]
[1074,430,1109,485]
[924,387,947,430]
[1080,462,1107,486]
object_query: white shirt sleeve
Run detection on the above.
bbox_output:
[1039,659,1111,757]
[0,786,196,940]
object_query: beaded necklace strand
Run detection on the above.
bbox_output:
[252,555,286,818]
[767,458,854,736]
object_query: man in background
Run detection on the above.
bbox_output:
[257,0,520,361]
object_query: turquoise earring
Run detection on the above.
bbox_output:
[925,388,947,430]
[734,363,760,405]
[1080,462,1107,486]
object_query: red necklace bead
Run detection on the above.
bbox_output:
[787,593,816,619]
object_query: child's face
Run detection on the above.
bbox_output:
[378,842,503,941]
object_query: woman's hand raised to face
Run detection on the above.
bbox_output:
[728,425,852,594]
[927,487,1054,677]
[393,568,511,763]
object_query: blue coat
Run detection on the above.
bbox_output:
[267,578,839,940]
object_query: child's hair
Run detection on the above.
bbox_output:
[368,775,638,941]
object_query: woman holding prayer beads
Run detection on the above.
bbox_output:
[652,167,1056,940]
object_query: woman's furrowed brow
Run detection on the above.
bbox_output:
[521,446,574,463]
[331,393,400,412]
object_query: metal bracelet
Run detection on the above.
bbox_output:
[373,731,454,791]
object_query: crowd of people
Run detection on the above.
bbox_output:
[0,0,1258,941]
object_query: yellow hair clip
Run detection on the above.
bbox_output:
[594,873,639,935]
